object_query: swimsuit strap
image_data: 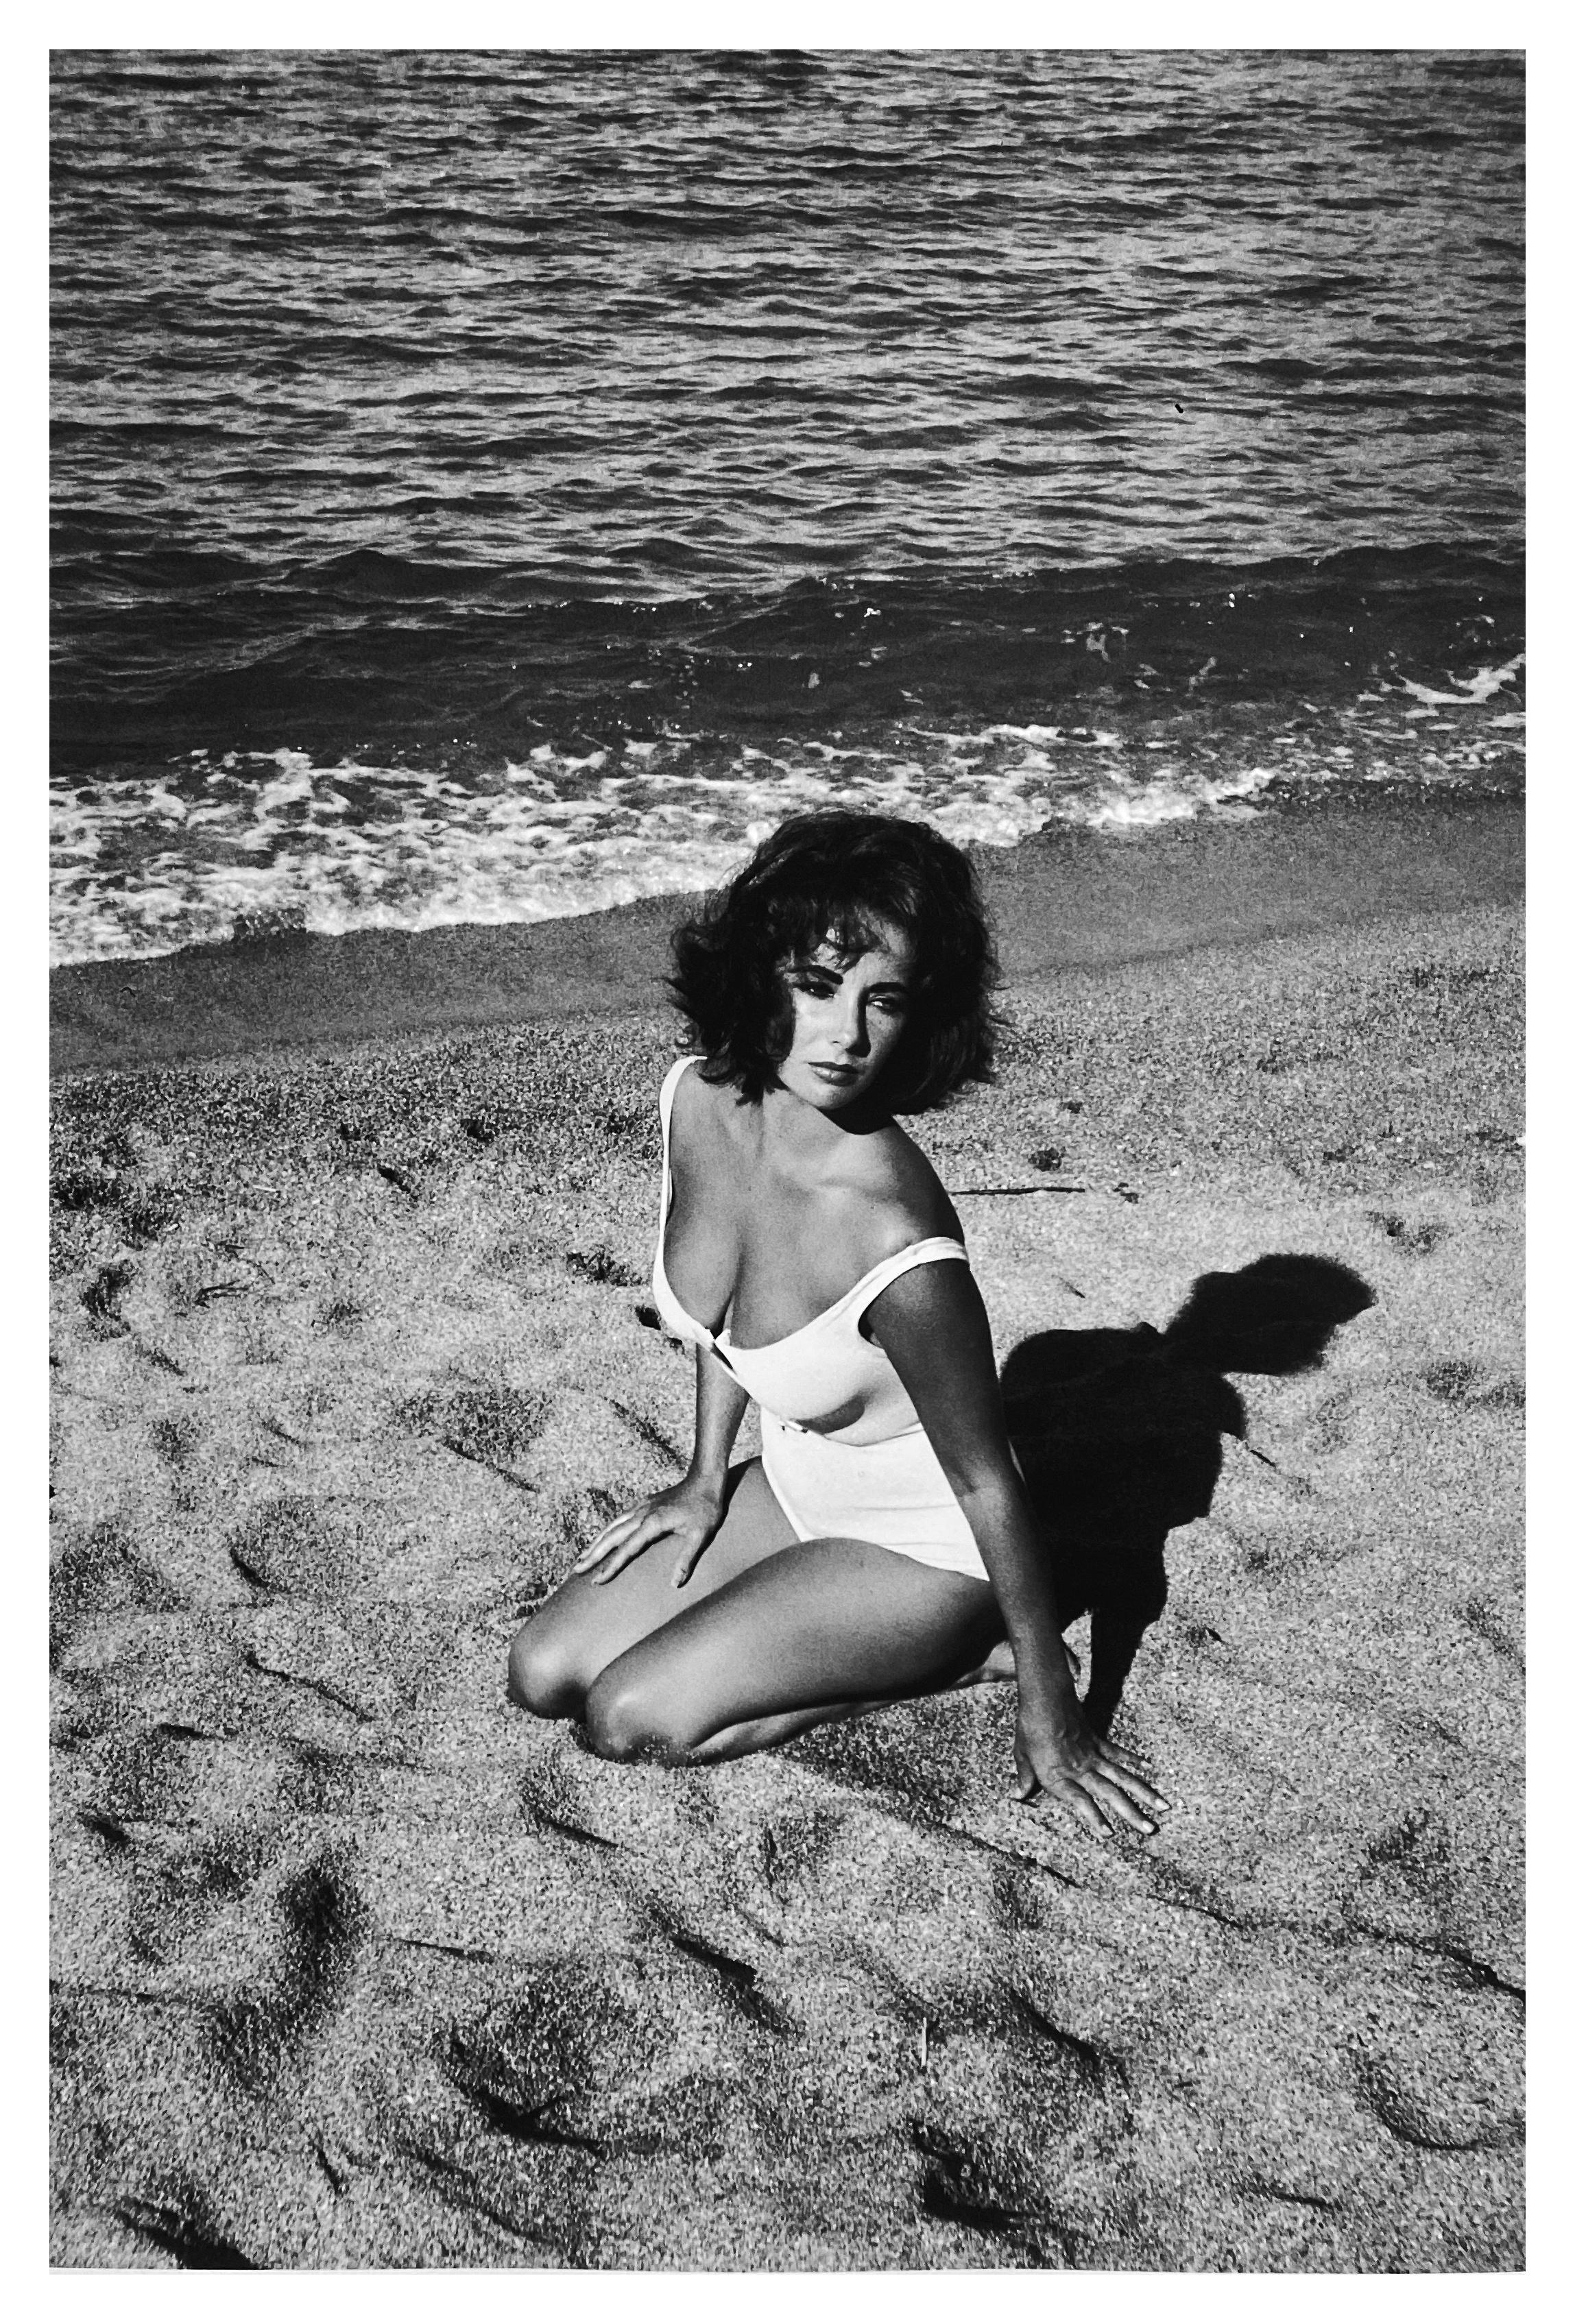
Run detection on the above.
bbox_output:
[659,1051,701,1141]
[658,1052,702,1220]
[653,1054,721,1353]
[845,1236,970,1323]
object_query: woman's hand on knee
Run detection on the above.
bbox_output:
[573,1473,728,1588]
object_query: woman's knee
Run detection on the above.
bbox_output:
[582,1663,693,1764]
[507,1614,585,1719]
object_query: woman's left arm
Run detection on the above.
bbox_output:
[868,1259,1171,1840]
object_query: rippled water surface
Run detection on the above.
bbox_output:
[51,49,1524,962]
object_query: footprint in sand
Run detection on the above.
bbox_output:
[1421,1360,1524,1412]
[1367,1211,1448,1258]
[395,1381,548,1492]
[441,1957,658,2164]
[51,1516,182,1669]
[204,1852,367,2093]
[226,1494,381,1601]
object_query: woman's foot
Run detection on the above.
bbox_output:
[952,1636,1080,1690]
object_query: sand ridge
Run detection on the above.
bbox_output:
[49,899,1523,2271]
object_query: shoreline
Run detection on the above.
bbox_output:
[52,786,1522,1079]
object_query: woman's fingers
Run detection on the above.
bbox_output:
[1079,1766,1159,1836]
[1036,1769,1144,1839]
[1057,1781,1111,1841]
[572,1505,670,1578]
[571,1528,628,1575]
[1097,1747,1171,1812]
[669,1532,711,1588]
[1096,1750,1171,1817]
[587,1534,656,1584]
[573,1511,638,1569]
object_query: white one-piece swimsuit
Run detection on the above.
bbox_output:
[649,1054,989,1582]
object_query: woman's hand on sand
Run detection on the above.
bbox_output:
[572,1475,728,1589]
[1013,1699,1172,1841]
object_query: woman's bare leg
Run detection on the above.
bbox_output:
[507,1459,802,1718]
[580,1536,1005,1766]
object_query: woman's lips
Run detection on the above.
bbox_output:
[810,1061,860,1082]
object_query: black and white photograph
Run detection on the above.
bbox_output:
[48,24,1526,2275]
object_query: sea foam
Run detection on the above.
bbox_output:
[50,679,1524,967]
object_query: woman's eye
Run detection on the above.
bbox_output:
[793,973,837,997]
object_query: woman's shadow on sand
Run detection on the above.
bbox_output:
[1002,1254,1374,1734]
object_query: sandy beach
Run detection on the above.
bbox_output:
[49,792,1524,2271]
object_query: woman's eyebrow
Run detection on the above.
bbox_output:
[793,950,910,986]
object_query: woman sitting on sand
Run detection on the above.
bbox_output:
[509,810,1167,1839]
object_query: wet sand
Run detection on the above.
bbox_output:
[49,792,1524,2269]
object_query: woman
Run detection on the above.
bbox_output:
[509,810,1168,1839]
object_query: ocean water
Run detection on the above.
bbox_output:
[51,49,1524,966]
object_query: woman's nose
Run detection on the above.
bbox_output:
[835,991,871,1053]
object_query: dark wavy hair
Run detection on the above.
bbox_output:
[668,810,998,1111]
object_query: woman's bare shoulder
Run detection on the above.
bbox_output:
[843,1119,964,1254]
[669,1058,752,1164]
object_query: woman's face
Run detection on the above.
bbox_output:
[776,922,917,1113]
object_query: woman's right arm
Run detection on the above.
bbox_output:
[572,1345,751,1588]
